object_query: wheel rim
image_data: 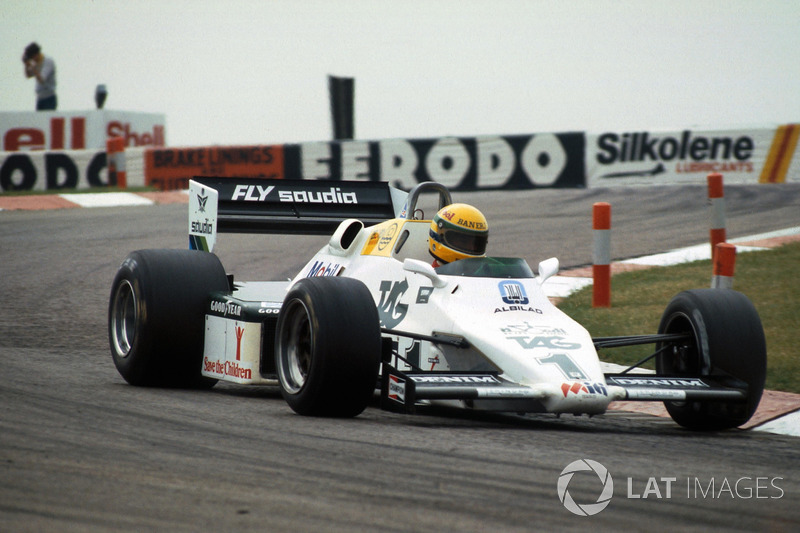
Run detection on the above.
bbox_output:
[278,299,313,394]
[658,311,707,410]
[659,311,706,375]
[110,279,137,358]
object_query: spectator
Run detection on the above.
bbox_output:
[23,42,57,111]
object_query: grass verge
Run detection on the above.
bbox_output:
[558,241,800,393]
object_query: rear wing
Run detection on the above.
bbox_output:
[188,177,409,252]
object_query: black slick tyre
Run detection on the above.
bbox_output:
[275,277,381,417]
[656,289,766,430]
[108,249,229,388]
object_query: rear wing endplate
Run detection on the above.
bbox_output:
[188,177,409,252]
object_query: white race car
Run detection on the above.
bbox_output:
[108,178,766,430]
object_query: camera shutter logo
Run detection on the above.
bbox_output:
[557,459,614,516]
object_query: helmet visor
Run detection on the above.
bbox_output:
[441,228,487,256]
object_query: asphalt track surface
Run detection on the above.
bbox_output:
[2,184,800,532]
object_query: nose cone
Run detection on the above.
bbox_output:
[447,278,608,402]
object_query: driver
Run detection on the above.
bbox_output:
[428,203,489,268]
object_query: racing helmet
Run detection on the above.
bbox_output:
[429,203,488,264]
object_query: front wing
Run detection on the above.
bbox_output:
[380,363,549,414]
[604,374,749,402]
[379,363,750,415]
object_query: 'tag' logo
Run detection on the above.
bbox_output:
[378,280,408,328]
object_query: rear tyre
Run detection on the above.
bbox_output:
[656,289,766,430]
[108,249,229,387]
[275,277,381,417]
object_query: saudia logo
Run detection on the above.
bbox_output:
[278,188,358,204]
[231,184,358,204]
[191,219,213,235]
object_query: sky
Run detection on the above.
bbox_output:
[3,0,799,147]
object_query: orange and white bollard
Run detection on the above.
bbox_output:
[711,242,736,289]
[106,136,127,188]
[707,173,726,259]
[592,202,611,308]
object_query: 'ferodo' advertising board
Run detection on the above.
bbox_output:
[586,125,799,186]
[284,133,585,191]
[0,149,111,191]
[0,110,165,151]
[143,132,585,191]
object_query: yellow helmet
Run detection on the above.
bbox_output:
[429,203,488,264]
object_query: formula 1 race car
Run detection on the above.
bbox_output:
[108,178,767,430]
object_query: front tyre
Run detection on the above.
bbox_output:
[108,249,229,387]
[275,277,381,417]
[656,289,766,430]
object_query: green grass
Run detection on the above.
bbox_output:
[558,242,800,393]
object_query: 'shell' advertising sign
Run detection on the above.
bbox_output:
[1,110,166,151]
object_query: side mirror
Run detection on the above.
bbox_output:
[403,258,448,288]
[537,257,559,285]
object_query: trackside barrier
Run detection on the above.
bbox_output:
[106,137,126,188]
[0,148,108,191]
[586,124,800,187]
[592,202,611,307]
[711,242,736,289]
[4,123,798,193]
[707,172,726,259]
[142,133,587,192]
[123,147,146,188]
[0,146,146,192]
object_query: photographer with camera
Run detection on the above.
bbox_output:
[23,42,57,111]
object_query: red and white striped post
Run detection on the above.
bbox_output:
[707,172,726,259]
[106,136,126,188]
[711,242,736,288]
[592,202,611,308]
